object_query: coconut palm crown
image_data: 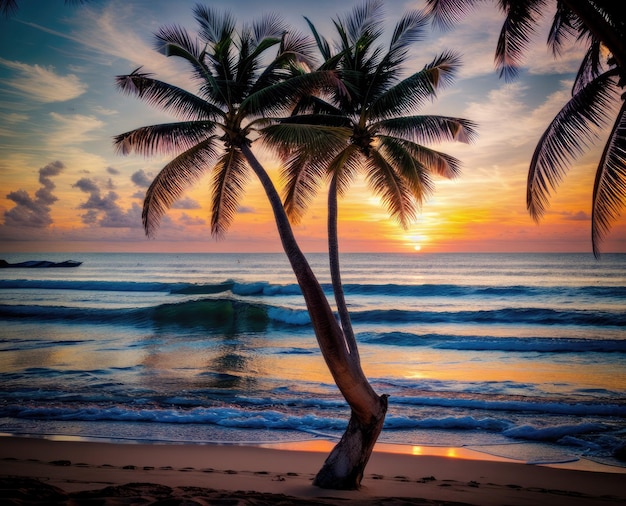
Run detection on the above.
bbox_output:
[114,5,332,239]
[426,0,626,256]
[263,0,477,347]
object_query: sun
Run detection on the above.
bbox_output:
[413,244,422,251]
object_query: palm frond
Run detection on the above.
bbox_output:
[547,2,582,57]
[573,40,604,95]
[115,69,223,121]
[250,31,318,94]
[263,122,351,159]
[376,115,478,144]
[142,138,219,237]
[341,0,385,47]
[495,0,547,81]
[242,70,347,118]
[527,71,619,221]
[592,101,626,257]
[368,51,462,119]
[378,137,434,210]
[280,149,329,224]
[210,148,250,238]
[305,16,332,61]
[194,4,236,45]
[113,121,216,157]
[251,12,287,46]
[262,122,350,222]
[366,149,418,228]
[327,144,363,197]
[423,0,480,30]
[388,9,429,60]
[380,135,462,178]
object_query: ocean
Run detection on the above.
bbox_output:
[0,252,625,468]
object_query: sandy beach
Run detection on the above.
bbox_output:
[1,436,625,505]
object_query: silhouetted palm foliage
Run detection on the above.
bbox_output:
[114,6,327,238]
[1,0,87,17]
[426,0,626,256]
[264,0,476,345]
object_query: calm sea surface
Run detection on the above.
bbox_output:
[0,252,624,467]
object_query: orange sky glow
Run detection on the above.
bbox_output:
[0,0,624,255]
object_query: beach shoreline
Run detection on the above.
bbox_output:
[2,435,625,505]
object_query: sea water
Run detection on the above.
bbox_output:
[0,252,624,467]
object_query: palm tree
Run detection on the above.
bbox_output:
[425,0,626,256]
[114,5,385,490]
[263,1,476,487]
[266,0,475,413]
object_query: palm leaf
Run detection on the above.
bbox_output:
[527,71,618,221]
[376,115,477,144]
[327,144,363,197]
[424,0,479,30]
[368,51,462,119]
[387,9,429,64]
[304,16,332,61]
[495,0,546,81]
[573,39,604,95]
[378,137,434,210]
[250,12,287,45]
[194,4,236,45]
[592,101,626,257]
[270,125,350,222]
[547,2,582,57]
[114,121,216,157]
[380,135,462,178]
[366,149,417,228]
[153,24,225,97]
[143,138,219,237]
[242,70,346,118]
[341,0,385,46]
[210,148,250,238]
[115,70,223,121]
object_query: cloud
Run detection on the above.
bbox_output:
[172,196,201,209]
[237,206,255,214]
[107,167,120,175]
[3,161,65,227]
[0,57,87,103]
[563,211,590,221]
[179,213,206,226]
[131,169,153,188]
[73,176,142,228]
[48,112,104,146]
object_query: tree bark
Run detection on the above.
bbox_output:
[314,395,388,489]
[240,143,386,489]
[328,174,358,356]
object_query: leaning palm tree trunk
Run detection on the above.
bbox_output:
[241,144,387,489]
[328,175,359,355]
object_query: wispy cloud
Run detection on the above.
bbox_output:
[47,112,104,146]
[0,57,87,102]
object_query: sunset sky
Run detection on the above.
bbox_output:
[0,0,624,254]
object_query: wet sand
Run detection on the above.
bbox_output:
[1,436,625,505]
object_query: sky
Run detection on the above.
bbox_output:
[0,0,624,254]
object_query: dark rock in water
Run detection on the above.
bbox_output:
[0,259,82,268]
[614,444,626,462]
